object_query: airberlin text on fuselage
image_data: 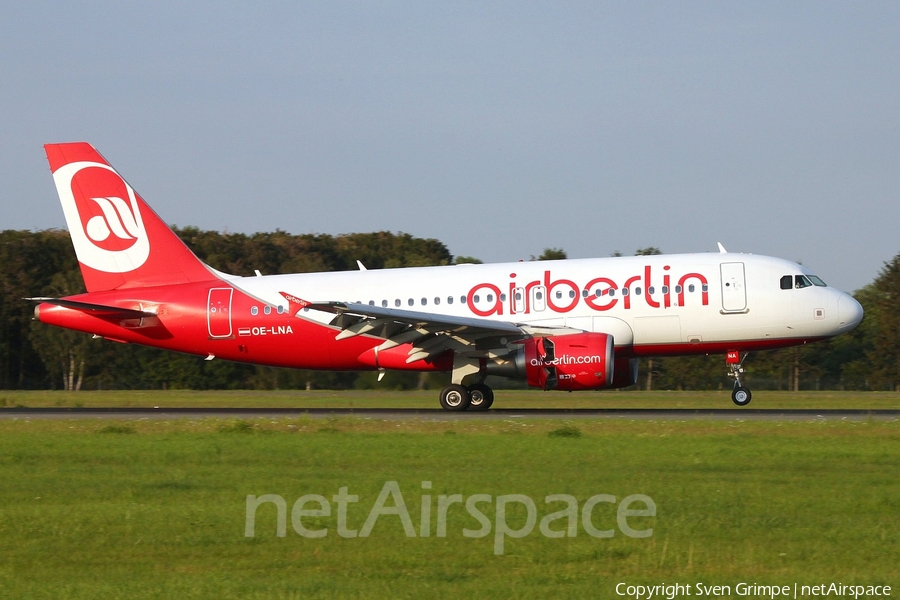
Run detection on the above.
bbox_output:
[466,266,710,317]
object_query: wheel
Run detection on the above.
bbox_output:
[439,384,471,411]
[732,386,752,406]
[467,383,494,411]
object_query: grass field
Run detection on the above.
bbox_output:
[1,388,899,410]
[0,393,898,599]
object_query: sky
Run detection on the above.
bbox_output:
[1,2,897,292]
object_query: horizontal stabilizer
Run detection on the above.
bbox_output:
[25,297,155,319]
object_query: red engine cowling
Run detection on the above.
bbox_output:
[523,333,614,391]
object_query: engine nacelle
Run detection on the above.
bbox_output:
[522,333,614,391]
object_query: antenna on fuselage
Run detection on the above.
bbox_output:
[717,242,728,254]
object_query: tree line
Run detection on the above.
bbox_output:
[1,229,898,392]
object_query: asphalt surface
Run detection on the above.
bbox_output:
[1,407,898,421]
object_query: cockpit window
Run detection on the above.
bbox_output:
[780,275,792,290]
[808,275,827,287]
[795,275,813,289]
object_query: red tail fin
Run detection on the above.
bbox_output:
[44,143,216,292]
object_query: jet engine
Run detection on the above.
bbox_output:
[482,332,611,391]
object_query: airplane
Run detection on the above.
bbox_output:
[29,142,864,409]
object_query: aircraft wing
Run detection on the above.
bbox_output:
[304,300,579,364]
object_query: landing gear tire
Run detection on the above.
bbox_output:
[732,386,752,406]
[440,384,471,411]
[467,383,494,411]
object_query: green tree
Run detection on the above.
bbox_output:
[867,253,900,390]
[0,229,79,388]
[838,284,879,389]
[29,270,92,390]
[533,248,567,261]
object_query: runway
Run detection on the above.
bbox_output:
[1,407,898,421]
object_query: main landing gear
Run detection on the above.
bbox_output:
[439,355,494,411]
[438,383,494,411]
[727,351,752,406]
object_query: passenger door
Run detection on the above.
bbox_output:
[720,262,747,313]
[207,288,234,338]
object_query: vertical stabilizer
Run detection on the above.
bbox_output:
[44,143,216,292]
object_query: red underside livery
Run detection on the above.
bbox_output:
[32,143,864,409]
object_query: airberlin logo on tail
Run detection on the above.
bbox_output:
[52,161,150,273]
[85,196,141,243]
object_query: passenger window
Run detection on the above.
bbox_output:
[635,287,642,296]
[434,297,440,305]
[461,296,467,304]
[277,305,284,314]
[421,298,427,305]
[780,275,792,290]
[535,291,543,300]
[447,296,454,304]
[661,286,668,294]
[648,287,655,295]
[556,291,562,299]
[568,290,576,299]
[251,306,258,316]
[369,300,375,306]
[382,300,388,307]
[264,306,271,315]
[395,299,401,307]
[688,284,695,293]
[622,288,629,297]
[408,298,415,306]
[487,294,494,303]
[674,286,682,294]
[474,295,480,303]
[609,289,615,297]
[500,293,506,302]
[702,284,708,292]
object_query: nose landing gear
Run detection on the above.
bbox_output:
[726,351,752,406]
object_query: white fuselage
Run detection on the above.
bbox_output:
[225,252,862,355]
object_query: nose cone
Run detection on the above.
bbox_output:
[838,294,864,331]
